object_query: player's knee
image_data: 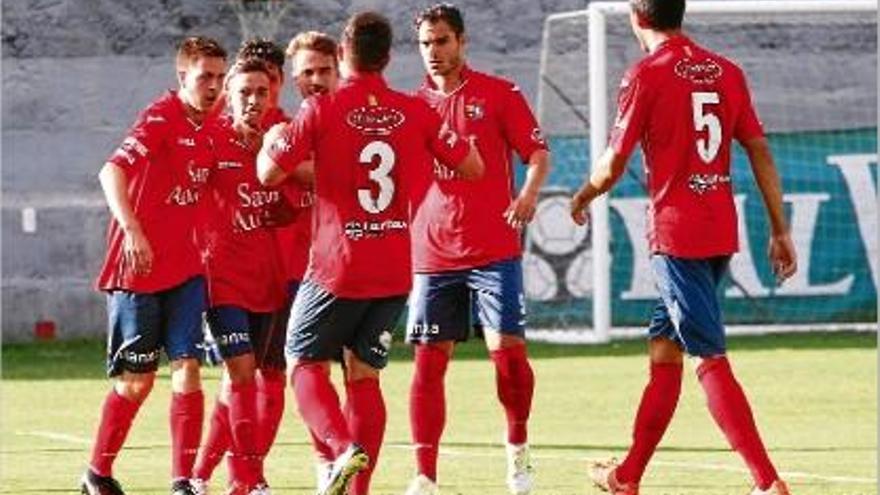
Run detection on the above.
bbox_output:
[344,353,380,382]
[115,371,156,402]
[224,353,257,385]
[484,330,525,352]
[169,357,202,393]
[649,336,684,364]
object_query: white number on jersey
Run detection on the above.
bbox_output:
[691,91,721,164]
[357,140,396,214]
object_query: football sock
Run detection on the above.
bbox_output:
[698,356,779,490]
[193,398,230,481]
[255,370,286,456]
[616,361,683,484]
[490,345,535,445]
[344,378,386,495]
[89,389,142,477]
[291,362,352,456]
[228,380,262,486]
[410,345,450,481]
[170,389,204,480]
[309,426,335,464]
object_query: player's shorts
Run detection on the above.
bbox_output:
[106,276,206,377]
[286,279,405,370]
[205,305,287,371]
[406,257,526,344]
[648,254,731,357]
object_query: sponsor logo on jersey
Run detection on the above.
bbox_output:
[145,114,166,124]
[688,173,731,195]
[218,160,243,170]
[346,106,406,136]
[343,218,409,240]
[674,57,723,85]
[177,137,196,147]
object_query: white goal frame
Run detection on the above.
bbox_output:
[535,0,879,343]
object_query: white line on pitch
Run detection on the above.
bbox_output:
[16,430,91,445]
[384,443,876,485]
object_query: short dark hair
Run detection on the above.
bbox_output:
[224,57,271,89]
[630,0,685,31]
[342,12,392,73]
[237,38,285,71]
[413,3,465,36]
[176,36,227,69]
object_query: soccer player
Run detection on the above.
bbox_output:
[81,37,227,495]
[403,5,550,495]
[568,1,797,494]
[192,39,292,493]
[257,12,484,495]
[278,30,343,486]
[193,58,288,495]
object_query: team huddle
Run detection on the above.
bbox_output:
[81,1,798,495]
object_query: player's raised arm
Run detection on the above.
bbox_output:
[741,136,797,282]
[569,147,629,225]
[257,123,290,186]
[98,162,153,275]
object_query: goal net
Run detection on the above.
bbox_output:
[528,0,878,343]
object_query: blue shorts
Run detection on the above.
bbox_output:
[106,276,207,377]
[406,258,526,344]
[286,279,406,370]
[648,254,731,357]
[205,305,287,371]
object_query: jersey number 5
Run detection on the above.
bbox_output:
[358,140,396,214]
[692,91,721,164]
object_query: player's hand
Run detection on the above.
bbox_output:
[570,192,591,226]
[122,225,153,275]
[504,191,538,230]
[768,232,797,284]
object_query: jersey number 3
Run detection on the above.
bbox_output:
[692,91,721,164]
[358,140,396,214]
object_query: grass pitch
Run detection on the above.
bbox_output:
[1,332,876,494]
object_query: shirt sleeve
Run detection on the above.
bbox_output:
[732,68,765,143]
[106,107,168,170]
[423,103,470,167]
[499,82,548,163]
[266,98,318,175]
[608,67,650,158]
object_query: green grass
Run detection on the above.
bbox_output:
[2,332,876,494]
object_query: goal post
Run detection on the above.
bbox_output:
[528,0,878,343]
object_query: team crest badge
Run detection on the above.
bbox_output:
[465,101,485,120]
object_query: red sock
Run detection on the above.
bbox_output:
[698,357,779,490]
[89,389,141,477]
[490,345,535,445]
[344,378,386,495]
[228,381,262,486]
[193,398,230,481]
[410,345,450,481]
[291,362,352,456]
[170,390,204,480]
[616,362,683,483]
[309,427,335,464]
[256,370,286,456]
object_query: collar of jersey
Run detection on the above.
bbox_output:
[422,64,472,98]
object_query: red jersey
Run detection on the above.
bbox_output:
[412,66,548,272]
[201,116,287,312]
[267,73,470,298]
[610,36,764,258]
[262,107,315,283]
[96,91,213,293]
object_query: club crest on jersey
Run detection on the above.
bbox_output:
[465,101,485,120]
[674,58,723,85]
[346,106,405,136]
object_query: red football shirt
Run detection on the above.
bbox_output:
[610,35,764,258]
[412,66,548,272]
[267,73,470,298]
[96,91,213,293]
[260,107,315,283]
[201,116,287,312]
